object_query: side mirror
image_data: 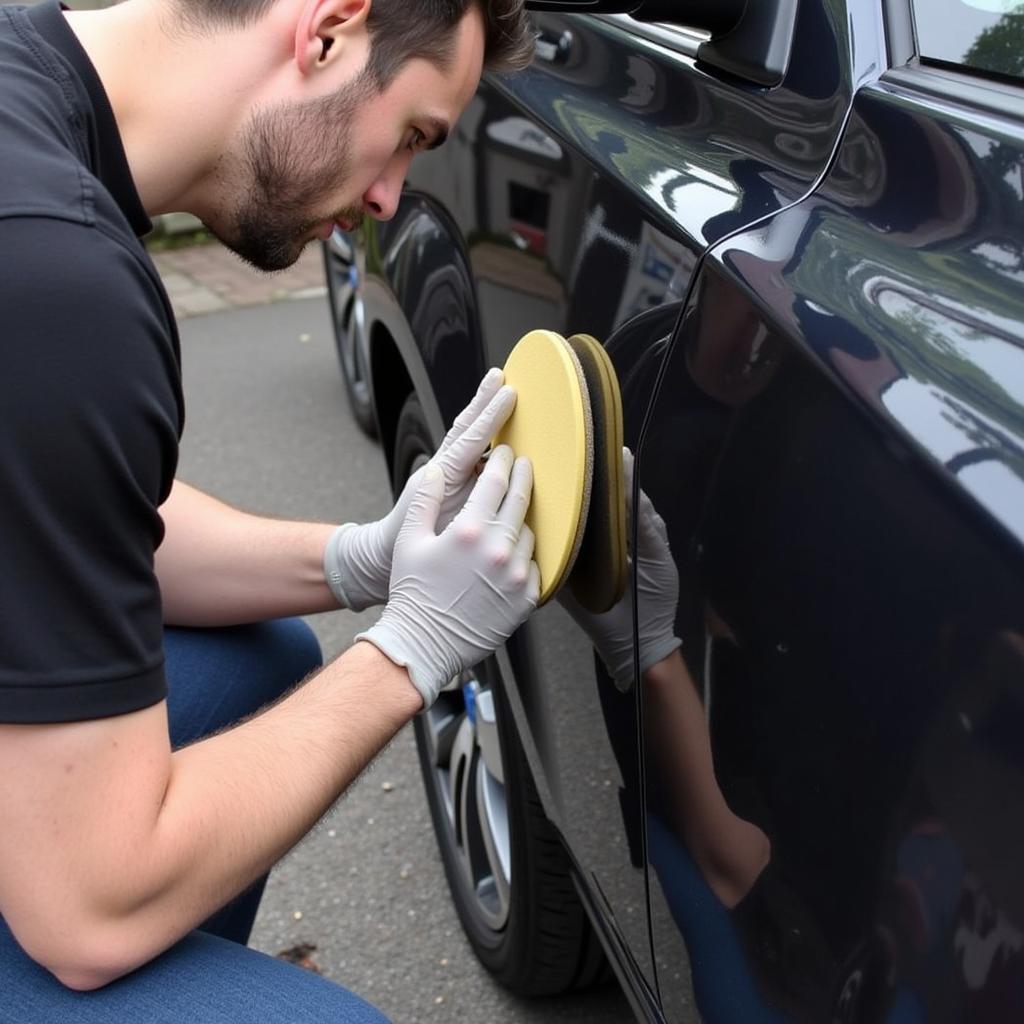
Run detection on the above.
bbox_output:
[524,0,799,87]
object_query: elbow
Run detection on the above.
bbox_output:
[51,964,122,993]
[49,950,133,991]
[11,918,143,992]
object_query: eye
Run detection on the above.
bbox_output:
[406,128,426,153]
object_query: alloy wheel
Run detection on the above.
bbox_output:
[421,672,512,931]
[324,226,374,429]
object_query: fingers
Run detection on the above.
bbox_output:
[456,444,514,524]
[439,368,504,454]
[497,468,538,606]
[388,464,425,530]
[437,474,475,533]
[495,456,533,534]
[528,563,541,607]
[621,445,635,528]
[441,385,516,479]
[620,447,669,558]
[452,450,537,604]
[400,461,444,541]
[636,486,671,557]
[511,524,541,607]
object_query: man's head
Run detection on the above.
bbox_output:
[174,0,534,270]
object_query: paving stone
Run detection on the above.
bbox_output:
[288,285,329,301]
[150,241,329,318]
[172,287,229,317]
[158,271,198,297]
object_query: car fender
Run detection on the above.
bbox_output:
[364,193,487,483]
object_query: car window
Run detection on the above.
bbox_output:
[912,0,1024,81]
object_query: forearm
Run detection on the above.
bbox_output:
[134,643,420,970]
[643,650,727,824]
[156,479,339,625]
[2,642,420,990]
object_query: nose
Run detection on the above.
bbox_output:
[362,153,411,222]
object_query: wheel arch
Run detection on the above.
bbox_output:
[364,193,488,488]
[364,280,446,493]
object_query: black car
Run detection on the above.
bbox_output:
[323,1,1024,1020]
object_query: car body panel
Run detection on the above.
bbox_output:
[369,195,486,433]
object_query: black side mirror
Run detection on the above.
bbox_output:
[525,1,744,34]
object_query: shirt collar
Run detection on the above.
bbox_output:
[28,1,152,237]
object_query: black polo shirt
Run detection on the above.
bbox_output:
[0,2,183,723]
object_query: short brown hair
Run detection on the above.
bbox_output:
[367,0,533,86]
[174,0,534,83]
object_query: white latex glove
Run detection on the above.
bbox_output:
[559,449,681,690]
[323,368,514,610]
[357,444,540,708]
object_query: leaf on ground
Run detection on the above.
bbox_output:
[276,943,323,974]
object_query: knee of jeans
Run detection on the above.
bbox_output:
[163,620,325,747]
[266,618,323,684]
[230,618,321,716]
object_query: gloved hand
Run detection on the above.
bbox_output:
[357,445,540,708]
[323,368,514,611]
[559,449,681,691]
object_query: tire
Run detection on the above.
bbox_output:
[322,231,377,438]
[393,393,609,996]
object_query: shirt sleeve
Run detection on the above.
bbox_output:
[0,217,183,723]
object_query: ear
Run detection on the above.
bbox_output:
[294,0,371,77]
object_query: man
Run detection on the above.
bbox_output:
[0,0,535,1019]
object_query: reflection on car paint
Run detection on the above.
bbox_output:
[641,177,1024,1021]
[723,86,1024,548]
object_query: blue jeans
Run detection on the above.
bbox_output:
[0,619,390,1024]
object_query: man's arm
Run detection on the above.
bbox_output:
[0,431,537,993]
[156,369,513,626]
[0,641,420,991]
[156,480,340,626]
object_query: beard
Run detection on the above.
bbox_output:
[215,72,373,272]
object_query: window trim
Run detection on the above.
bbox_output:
[595,12,707,58]
[881,61,1024,124]
[883,0,917,69]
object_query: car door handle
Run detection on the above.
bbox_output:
[534,29,574,63]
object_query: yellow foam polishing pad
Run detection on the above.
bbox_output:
[494,330,593,605]
[566,334,627,613]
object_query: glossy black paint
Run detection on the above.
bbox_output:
[370,194,484,428]
[500,0,868,243]
[354,2,1024,1020]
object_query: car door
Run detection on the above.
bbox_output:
[389,0,879,1007]
[637,1,1024,1020]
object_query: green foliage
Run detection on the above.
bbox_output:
[144,228,213,252]
[964,9,1024,79]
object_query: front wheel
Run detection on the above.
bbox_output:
[393,393,608,996]
[322,229,377,438]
